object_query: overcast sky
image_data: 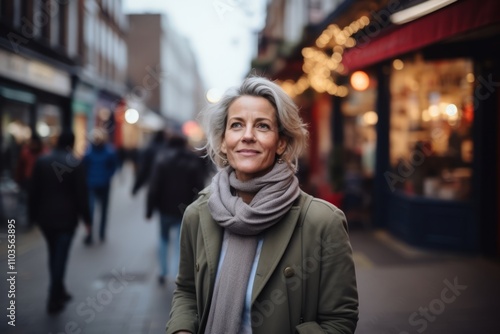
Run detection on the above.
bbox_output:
[123,0,267,94]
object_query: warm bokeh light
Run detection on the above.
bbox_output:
[124,108,139,124]
[285,16,371,97]
[422,109,431,122]
[429,105,440,118]
[393,59,404,70]
[350,71,370,91]
[466,73,475,83]
[182,120,204,142]
[363,111,378,125]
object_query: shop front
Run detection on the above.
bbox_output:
[340,0,500,254]
[383,56,477,251]
[0,49,72,223]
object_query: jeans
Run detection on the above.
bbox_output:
[88,185,110,240]
[41,229,74,300]
[159,214,181,279]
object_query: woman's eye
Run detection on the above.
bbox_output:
[257,123,270,130]
[230,122,242,128]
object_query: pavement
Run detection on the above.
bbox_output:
[1,163,500,334]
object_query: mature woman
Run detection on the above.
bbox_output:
[166,76,358,334]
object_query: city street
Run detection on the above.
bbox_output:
[1,163,500,334]
[1,164,174,334]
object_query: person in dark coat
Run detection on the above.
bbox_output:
[82,128,119,244]
[131,129,167,195]
[146,133,205,284]
[29,130,91,314]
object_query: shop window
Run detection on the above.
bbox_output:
[1,100,31,180]
[342,77,377,179]
[389,57,474,201]
[341,73,377,224]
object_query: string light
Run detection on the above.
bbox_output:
[278,16,371,98]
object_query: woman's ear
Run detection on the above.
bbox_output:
[277,136,287,156]
[221,140,227,154]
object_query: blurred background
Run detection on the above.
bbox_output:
[1,0,500,333]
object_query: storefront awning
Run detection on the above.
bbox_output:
[342,0,500,72]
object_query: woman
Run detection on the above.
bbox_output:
[166,76,358,334]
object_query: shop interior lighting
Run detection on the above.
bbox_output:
[466,73,475,83]
[390,0,458,25]
[445,104,458,117]
[36,122,50,137]
[124,108,139,124]
[363,111,378,125]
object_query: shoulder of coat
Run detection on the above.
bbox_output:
[183,186,210,216]
[302,195,346,226]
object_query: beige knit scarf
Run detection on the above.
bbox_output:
[205,162,300,333]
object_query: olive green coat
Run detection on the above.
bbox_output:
[166,188,359,334]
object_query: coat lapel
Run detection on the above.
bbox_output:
[199,199,223,288]
[251,204,301,303]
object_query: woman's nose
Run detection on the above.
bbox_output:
[242,126,255,141]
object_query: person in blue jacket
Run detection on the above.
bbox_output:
[83,128,119,244]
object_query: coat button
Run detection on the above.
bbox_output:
[284,267,295,278]
[196,263,200,271]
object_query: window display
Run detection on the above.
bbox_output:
[1,100,31,179]
[389,57,474,201]
[341,74,377,224]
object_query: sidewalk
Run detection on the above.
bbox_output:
[350,229,500,334]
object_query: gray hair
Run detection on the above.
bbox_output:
[198,76,309,169]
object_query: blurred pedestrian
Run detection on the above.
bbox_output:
[131,129,167,196]
[28,130,91,314]
[146,133,205,284]
[15,133,46,228]
[166,76,358,334]
[15,132,45,189]
[82,128,119,244]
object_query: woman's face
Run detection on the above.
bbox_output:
[221,95,286,182]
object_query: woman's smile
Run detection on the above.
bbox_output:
[237,149,260,156]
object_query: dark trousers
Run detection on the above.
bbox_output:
[89,185,110,239]
[41,228,74,300]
